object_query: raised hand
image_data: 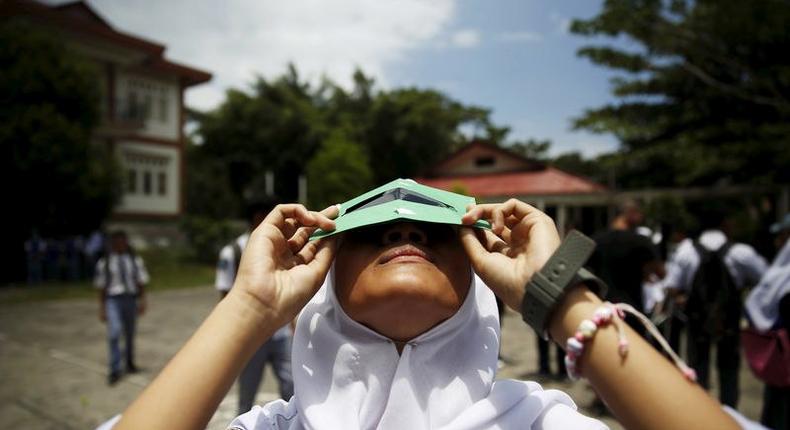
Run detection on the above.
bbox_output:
[230,204,338,326]
[459,198,561,311]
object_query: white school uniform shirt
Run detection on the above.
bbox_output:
[93,253,149,296]
[216,233,290,340]
[663,230,767,292]
[216,233,250,292]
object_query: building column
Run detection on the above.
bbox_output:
[298,175,308,204]
[557,204,568,237]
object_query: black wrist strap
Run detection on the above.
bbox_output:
[521,230,606,338]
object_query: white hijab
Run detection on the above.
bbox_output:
[230,266,605,430]
[745,240,790,331]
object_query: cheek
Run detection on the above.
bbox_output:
[334,245,376,306]
[435,246,472,298]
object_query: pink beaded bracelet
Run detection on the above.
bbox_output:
[563,302,697,382]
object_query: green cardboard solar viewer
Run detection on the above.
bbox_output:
[309,178,491,240]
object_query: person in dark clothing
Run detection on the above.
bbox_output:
[587,200,665,336]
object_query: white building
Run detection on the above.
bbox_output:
[4,0,211,226]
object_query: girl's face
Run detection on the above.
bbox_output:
[334,222,472,342]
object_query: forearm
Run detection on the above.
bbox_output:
[548,285,739,430]
[115,289,280,430]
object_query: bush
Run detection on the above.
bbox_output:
[180,216,245,264]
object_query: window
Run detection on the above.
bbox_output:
[475,156,495,167]
[127,90,141,120]
[159,96,168,122]
[158,172,167,195]
[144,93,153,120]
[143,171,152,195]
[127,169,137,193]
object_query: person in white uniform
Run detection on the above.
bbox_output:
[663,210,767,407]
[94,230,149,385]
[217,200,293,413]
[109,200,747,430]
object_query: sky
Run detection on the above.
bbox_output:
[64,0,623,157]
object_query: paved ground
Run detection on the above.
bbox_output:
[0,287,766,429]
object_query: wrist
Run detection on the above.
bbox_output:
[224,288,287,341]
[520,231,603,336]
[547,284,602,345]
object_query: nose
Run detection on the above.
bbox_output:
[381,223,428,245]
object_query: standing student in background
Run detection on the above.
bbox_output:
[664,209,767,407]
[95,231,149,385]
[216,199,295,414]
[744,214,790,429]
[587,200,665,334]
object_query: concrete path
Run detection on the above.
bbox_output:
[0,287,766,429]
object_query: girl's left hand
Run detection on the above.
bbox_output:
[458,199,561,311]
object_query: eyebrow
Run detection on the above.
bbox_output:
[345,187,456,214]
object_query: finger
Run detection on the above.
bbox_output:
[305,236,337,273]
[479,229,509,254]
[491,206,505,234]
[283,218,299,239]
[321,204,341,220]
[262,204,318,231]
[461,203,504,225]
[288,226,314,253]
[461,204,490,225]
[287,204,341,252]
[459,227,490,272]
[497,198,545,223]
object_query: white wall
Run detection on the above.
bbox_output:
[114,141,180,215]
[115,72,180,141]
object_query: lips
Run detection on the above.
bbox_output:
[378,244,435,265]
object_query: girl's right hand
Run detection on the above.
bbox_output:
[230,204,338,326]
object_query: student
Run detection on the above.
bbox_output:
[744,214,790,429]
[216,199,294,414]
[587,200,665,335]
[94,231,149,385]
[663,209,767,407]
[109,183,743,430]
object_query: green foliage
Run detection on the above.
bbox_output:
[190,66,510,215]
[571,0,790,187]
[184,139,239,219]
[1,20,121,281]
[306,132,373,209]
[507,138,551,161]
[551,151,608,183]
[180,215,245,264]
[364,88,495,182]
[199,65,325,204]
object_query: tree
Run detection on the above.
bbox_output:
[365,88,494,183]
[1,20,120,282]
[571,0,790,187]
[507,138,551,161]
[198,65,324,204]
[306,131,373,209]
[192,66,509,214]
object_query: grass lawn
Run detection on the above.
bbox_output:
[0,248,215,305]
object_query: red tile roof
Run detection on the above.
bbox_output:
[417,167,606,198]
[1,0,211,86]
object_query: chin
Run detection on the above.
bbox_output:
[341,265,464,338]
